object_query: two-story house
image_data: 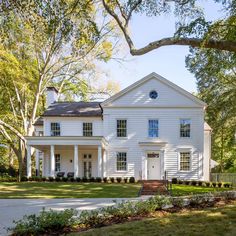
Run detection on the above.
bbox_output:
[25,73,212,181]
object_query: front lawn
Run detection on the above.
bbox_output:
[172,184,232,196]
[71,202,236,236]
[0,182,141,199]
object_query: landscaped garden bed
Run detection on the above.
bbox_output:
[9,191,236,236]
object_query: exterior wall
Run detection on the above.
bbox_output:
[203,130,211,181]
[103,107,205,180]
[44,117,103,136]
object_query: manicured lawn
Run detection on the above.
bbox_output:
[172,184,233,196]
[71,202,236,236]
[0,182,141,199]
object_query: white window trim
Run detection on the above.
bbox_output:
[179,118,191,139]
[116,118,128,138]
[116,151,128,172]
[178,149,192,172]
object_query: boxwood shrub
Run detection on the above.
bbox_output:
[116,177,122,183]
[129,177,135,183]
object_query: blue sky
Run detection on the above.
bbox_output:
[99,1,223,93]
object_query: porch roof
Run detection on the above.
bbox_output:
[25,136,108,149]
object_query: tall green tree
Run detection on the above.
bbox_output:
[0,0,117,179]
[186,48,236,172]
[101,0,236,55]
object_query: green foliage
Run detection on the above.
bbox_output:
[129,177,135,183]
[10,208,77,236]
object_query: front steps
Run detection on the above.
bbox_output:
[140,180,169,195]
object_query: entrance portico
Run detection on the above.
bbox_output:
[26,136,108,178]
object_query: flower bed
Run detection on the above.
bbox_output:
[9,191,236,236]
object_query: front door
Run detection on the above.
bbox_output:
[83,154,92,178]
[147,152,161,180]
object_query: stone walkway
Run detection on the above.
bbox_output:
[0,196,150,236]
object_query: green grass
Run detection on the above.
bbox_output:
[172,184,233,196]
[0,182,141,199]
[70,202,236,236]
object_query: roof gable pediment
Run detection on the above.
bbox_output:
[102,73,206,108]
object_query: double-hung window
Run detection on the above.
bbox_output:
[117,120,127,137]
[55,154,61,172]
[148,120,159,137]
[83,123,93,136]
[179,152,191,171]
[51,123,60,136]
[180,119,191,137]
[116,152,127,171]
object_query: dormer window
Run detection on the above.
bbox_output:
[50,122,60,136]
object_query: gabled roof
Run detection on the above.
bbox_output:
[34,117,44,126]
[42,102,102,117]
[102,72,206,107]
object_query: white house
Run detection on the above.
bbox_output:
[25,73,212,181]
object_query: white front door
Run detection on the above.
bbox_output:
[83,154,92,178]
[147,152,161,180]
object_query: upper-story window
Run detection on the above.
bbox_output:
[148,120,159,137]
[83,123,93,136]
[180,119,191,137]
[117,120,127,137]
[51,122,60,136]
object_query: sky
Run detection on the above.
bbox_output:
[99,1,223,94]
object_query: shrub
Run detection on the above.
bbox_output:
[170,197,184,208]
[0,174,17,182]
[55,177,61,182]
[69,177,75,182]
[62,177,68,182]
[76,177,81,182]
[42,177,47,182]
[31,176,39,182]
[191,180,197,186]
[96,177,102,183]
[110,177,115,183]
[116,177,122,183]
[103,177,108,183]
[89,177,95,182]
[205,182,210,187]
[172,178,178,184]
[10,208,77,236]
[178,179,183,184]
[212,182,217,187]
[223,182,232,188]
[129,177,135,183]
[198,181,203,186]
[82,177,88,182]
[218,182,222,188]
[184,180,190,185]
[188,193,215,208]
[124,177,128,183]
[28,177,33,182]
[48,177,54,182]
[21,176,28,182]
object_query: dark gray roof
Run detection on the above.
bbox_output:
[42,102,102,117]
[34,117,43,126]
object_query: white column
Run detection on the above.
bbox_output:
[35,149,40,176]
[42,152,45,177]
[97,146,102,177]
[103,150,107,178]
[50,145,55,177]
[27,145,32,178]
[74,145,79,178]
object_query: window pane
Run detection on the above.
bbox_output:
[83,123,93,136]
[55,154,61,172]
[148,120,158,137]
[180,152,190,171]
[117,120,127,137]
[180,119,191,137]
[116,152,127,171]
[51,123,60,136]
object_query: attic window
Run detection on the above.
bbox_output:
[149,90,158,99]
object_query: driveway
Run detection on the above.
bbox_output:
[0,196,150,236]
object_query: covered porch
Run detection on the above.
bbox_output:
[25,136,108,178]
